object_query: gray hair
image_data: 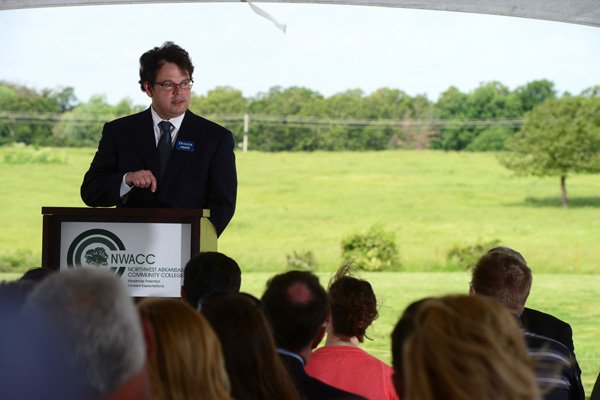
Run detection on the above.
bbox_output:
[25,268,145,398]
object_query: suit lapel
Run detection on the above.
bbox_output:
[137,108,159,176]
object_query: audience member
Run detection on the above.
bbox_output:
[24,268,152,400]
[390,298,430,398]
[487,246,584,395]
[201,293,300,400]
[397,295,540,400]
[306,265,397,399]
[471,251,584,400]
[0,281,80,400]
[0,280,35,309]
[487,247,579,355]
[19,267,54,284]
[591,372,600,400]
[137,297,231,400]
[181,251,241,309]
[261,270,366,400]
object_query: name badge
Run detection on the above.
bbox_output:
[175,140,196,152]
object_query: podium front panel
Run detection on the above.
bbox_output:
[59,221,191,297]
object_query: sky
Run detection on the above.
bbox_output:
[0,2,599,106]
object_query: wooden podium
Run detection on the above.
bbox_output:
[41,207,217,297]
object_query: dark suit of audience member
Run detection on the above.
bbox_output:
[521,307,575,352]
[279,351,365,400]
[487,247,584,397]
[470,251,584,400]
[521,306,583,388]
[523,330,583,400]
[261,271,366,400]
[591,372,600,400]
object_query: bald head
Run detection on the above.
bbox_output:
[286,281,314,304]
[261,270,328,353]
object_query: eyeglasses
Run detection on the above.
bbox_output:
[153,80,194,91]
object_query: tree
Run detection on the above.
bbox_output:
[466,125,513,151]
[432,87,469,150]
[248,86,325,151]
[499,97,600,207]
[433,82,527,151]
[190,86,247,115]
[0,81,77,145]
[53,95,143,146]
[515,79,556,113]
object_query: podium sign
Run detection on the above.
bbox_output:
[60,222,191,297]
[42,207,217,297]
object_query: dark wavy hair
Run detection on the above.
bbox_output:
[328,264,378,342]
[138,41,194,91]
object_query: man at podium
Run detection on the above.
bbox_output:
[81,42,237,236]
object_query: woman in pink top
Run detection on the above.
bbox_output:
[305,266,399,400]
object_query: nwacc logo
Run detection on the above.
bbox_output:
[66,229,127,277]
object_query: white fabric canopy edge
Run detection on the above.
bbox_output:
[1,0,599,28]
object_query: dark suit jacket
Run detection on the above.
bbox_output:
[279,353,367,400]
[524,330,584,400]
[521,307,574,352]
[591,372,600,400]
[81,108,237,236]
[521,307,584,398]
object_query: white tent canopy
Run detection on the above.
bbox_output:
[1,0,600,28]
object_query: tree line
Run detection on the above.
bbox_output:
[1,79,590,151]
[1,79,599,206]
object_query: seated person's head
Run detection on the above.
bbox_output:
[395,295,539,400]
[390,298,430,397]
[24,268,148,400]
[486,246,527,263]
[182,252,241,309]
[201,293,300,400]
[328,265,378,342]
[470,250,532,315]
[1,280,82,399]
[137,297,231,400]
[261,270,329,353]
[19,267,54,284]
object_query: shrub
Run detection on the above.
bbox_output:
[446,239,501,270]
[341,226,399,271]
[3,143,67,164]
[466,126,513,151]
[0,249,40,273]
[286,250,317,270]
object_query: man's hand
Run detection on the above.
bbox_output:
[125,170,157,192]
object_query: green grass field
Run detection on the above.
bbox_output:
[1,146,599,394]
[2,146,599,272]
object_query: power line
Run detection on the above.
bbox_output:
[0,111,524,129]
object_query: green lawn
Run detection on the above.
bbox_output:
[1,146,599,393]
[3,147,599,273]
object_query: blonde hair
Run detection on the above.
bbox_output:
[138,298,231,400]
[403,295,540,400]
